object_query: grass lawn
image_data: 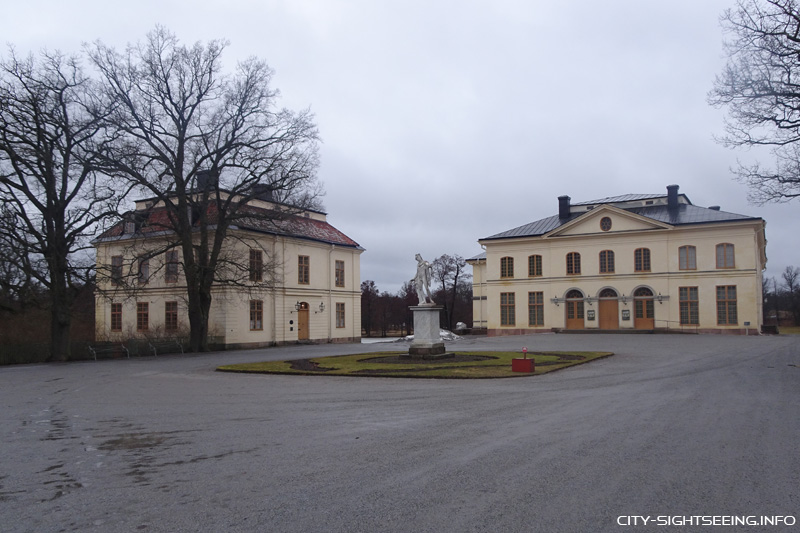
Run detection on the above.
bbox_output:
[216,350,613,379]
[780,326,800,335]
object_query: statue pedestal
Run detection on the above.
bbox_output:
[404,305,452,360]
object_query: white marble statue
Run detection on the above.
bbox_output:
[413,253,433,305]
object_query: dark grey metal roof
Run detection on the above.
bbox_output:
[484,213,581,240]
[627,204,760,225]
[572,193,670,206]
[482,204,761,241]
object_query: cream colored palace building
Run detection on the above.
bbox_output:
[468,185,767,335]
[94,192,363,348]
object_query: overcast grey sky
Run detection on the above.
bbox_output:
[2,0,797,292]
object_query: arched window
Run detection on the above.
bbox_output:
[566,252,581,275]
[565,290,584,322]
[679,245,696,270]
[528,255,542,277]
[599,250,615,273]
[598,288,618,298]
[716,243,735,269]
[500,256,514,278]
[634,248,651,272]
[634,287,655,325]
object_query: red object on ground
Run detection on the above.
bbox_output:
[512,358,535,373]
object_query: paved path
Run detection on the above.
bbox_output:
[0,334,798,532]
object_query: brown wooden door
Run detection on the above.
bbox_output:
[598,299,619,330]
[565,300,584,329]
[634,299,655,330]
[298,304,310,340]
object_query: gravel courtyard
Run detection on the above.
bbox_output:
[1,333,797,532]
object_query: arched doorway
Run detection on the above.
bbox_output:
[565,290,584,330]
[598,288,619,330]
[633,287,655,330]
[297,302,310,340]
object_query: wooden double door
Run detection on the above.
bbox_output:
[598,299,619,330]
[565,290,584,329]
[634,288,655,330]
[598,288,619,330]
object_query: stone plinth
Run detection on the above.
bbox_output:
[403,305,452,360]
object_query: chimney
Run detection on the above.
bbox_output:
[253,184,274,201]
[196,169,219,191]
[558,195,571,219]
[667,184,679,210]
[709,205,721,211]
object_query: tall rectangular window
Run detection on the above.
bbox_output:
[528,291,544,326]
[500,292,515,326]
[500,257,514,278]
[336,302,346,328]
[111,303,122,332]
[679,287,699,325]
[679,245,696,270]
[717,285,738,325]
[250,300,263,330]
[566,252,581,275]
[138,258,150,285]
[137,302,149,332]
[111,256,123,286]
[634,248,651,272]
[335,260,345,287]
[165,301,178,332]
[599,250,615,273]
[249,249,263,282]
[165,250,179,283]
[716,244,735,269]
[528,255,542,277]
[298,255,310,284]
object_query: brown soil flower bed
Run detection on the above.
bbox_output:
[360,354,497,364]
[289,359,333,372]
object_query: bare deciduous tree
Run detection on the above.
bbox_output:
[360,280,379,337]
[87,27,321,351]
[782,265,800,324]
[710,0,800,204]
[0,50,120,361]
[432,254,470,330]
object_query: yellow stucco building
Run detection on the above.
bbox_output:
[468,185,767,335]
[94,192,363,348]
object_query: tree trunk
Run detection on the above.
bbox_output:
[187,286,212,352]
[187,304,210,352]
[49,304,72,362]
[47,248,72,362]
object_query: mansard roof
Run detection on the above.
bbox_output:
[96,202,361,249]
[238,212,361,248]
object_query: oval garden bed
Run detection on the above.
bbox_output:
[217,350,613,379]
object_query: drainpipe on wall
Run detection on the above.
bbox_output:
[480,243,487,330]
[271,236,278,346]
[328,244,335,342]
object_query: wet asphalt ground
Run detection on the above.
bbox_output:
[0,333,798,532]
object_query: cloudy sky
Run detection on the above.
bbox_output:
[2,0,797,292]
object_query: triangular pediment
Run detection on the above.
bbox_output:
[546,205,672,238]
